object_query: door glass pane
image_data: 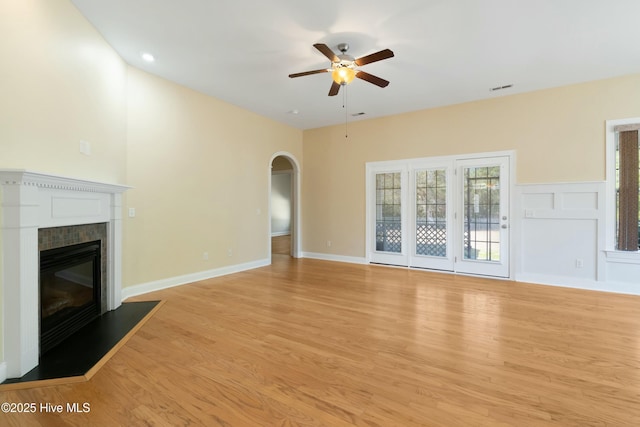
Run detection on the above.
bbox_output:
[415,169,446,257]
[463,166,500,261]
[376,172,402,253]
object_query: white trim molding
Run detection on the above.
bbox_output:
[271,231,291,237]
[269,152,302,258]
[0,169,130,194]
[0,169,130,379]
[302,252,368,265]
[605,118,640,259]
[604,250,640,264]
[121,258,270,300]
[514,181,606,287]
[603,118,640,290]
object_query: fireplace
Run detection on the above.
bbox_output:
[40,240,102,354]
[0,169,130,380]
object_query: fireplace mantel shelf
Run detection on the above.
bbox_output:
[0,169,131,193]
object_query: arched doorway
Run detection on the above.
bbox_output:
[269,152,301,259]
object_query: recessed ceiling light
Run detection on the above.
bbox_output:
[287,109,299,115]
[141,52,155,63]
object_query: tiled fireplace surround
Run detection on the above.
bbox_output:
[0,170,129,380]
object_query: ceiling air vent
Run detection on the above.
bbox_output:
[490,84,513,92]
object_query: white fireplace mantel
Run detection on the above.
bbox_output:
[0,169,130,380]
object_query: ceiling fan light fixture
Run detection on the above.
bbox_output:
[332,66,355,85]
[289,42,393,95]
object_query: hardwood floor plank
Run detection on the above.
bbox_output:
[2,256,640,425]
[271,235,291,255]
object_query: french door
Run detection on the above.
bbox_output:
[367,154,511,278]
[455,156,510,277]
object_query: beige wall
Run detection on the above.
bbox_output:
[0,0,128,365]
[302,74,640,257]
[0,0,303,368]
[0,0,128,182]
[124,68,302,287]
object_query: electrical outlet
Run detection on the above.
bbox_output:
[327,240,332,247]
[575,258,584,268]
[203,252,209,261]
[227,249,233,257]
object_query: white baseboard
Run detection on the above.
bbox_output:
[515,273,640,296]
[120,254,640,303]
[271,231,291,237]
[302,252,368,265]
[303,254,640,296]
[121,258,271,301]
[0,362,6,384]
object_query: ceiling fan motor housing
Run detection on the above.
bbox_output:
[334,54,355,68]
[335,43,355,68]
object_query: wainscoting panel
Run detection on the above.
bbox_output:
[515,182,606,290]
[520,218,597,279]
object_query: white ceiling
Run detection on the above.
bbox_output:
[71,0,640,130]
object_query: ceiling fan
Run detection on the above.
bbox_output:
[289,43,394,96]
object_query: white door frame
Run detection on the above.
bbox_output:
[269,152,302,258]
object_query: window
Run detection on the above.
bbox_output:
[613,123,640,251]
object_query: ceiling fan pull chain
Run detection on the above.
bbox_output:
[344,84,348,138]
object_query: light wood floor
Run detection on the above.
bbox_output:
[3,256,640,426]
[272,234,291,255]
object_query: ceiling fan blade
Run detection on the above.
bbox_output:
[314,43,339,63]
[356,71,390,88]
[354,49,394,66]
[328,81,341,96]
[289,69,330,78]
